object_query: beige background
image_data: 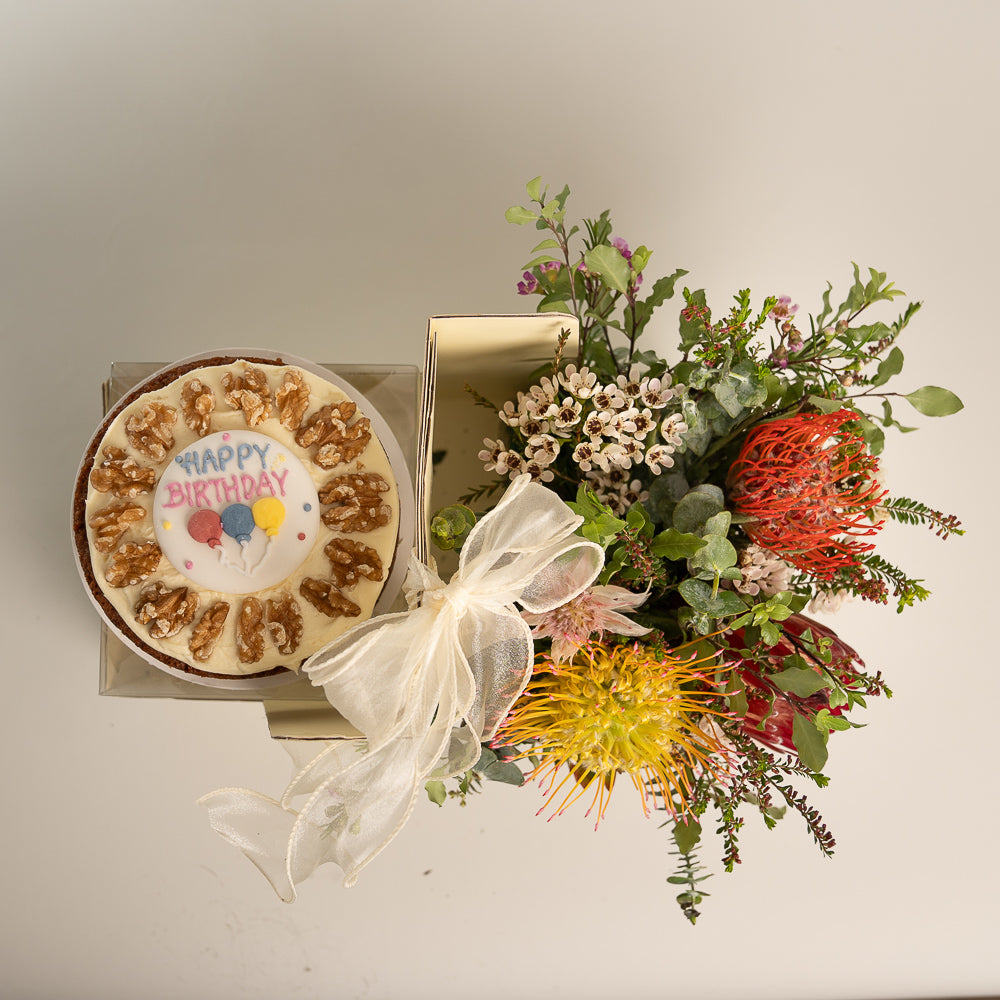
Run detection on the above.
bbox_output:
[2,2,997,998]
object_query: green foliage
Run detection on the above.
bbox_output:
[903,385,964,416]
[667,846,712,925]
[879,496,964,538]
[429,504,477,552]
[566,486,626,548]
[493,177,964,922]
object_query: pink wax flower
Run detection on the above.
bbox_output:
[522,584,651,664]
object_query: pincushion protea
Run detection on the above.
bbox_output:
[494,641,731,827]
[728,409,888,580]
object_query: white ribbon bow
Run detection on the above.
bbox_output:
[200,475,604,899]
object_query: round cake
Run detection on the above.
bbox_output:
[72,353,408,684]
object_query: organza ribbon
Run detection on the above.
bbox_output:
[199,475,604,900]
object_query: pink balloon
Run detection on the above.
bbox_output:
[188,509,223,548]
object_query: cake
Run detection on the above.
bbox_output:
[72,354,405,683]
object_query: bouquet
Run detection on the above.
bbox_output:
[427,178,964,922]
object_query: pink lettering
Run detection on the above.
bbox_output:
[240,474,257,501]
[271,468,290,496]
[164,482,189,508]
[256,472,276,497]
[193,480,210,508]
[220,475,240,502]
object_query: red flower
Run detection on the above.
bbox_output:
[728,410,887,581]
[723,614,863,752]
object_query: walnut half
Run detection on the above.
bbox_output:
[88,500,146,554]
[189,602,230,663]
[295,402,371,469]
[265,593,304,655]
[90,446,156,498]
[237,597,266,663]
[275,370,310,432]
[299,578,361,619]
[222,367,273,427]
[324,537,384,590]
[104,541,161,587]
[134,582,199,639]
[180,378,216,437]
[319,471,392,533]
[125,401,178,463]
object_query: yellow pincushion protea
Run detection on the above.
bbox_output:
[495,641,731,827]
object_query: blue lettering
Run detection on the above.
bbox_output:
[200,448,219,474]
[174,452,200,477]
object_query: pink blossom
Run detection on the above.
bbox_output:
[769,294,798,321]
[522,585,652,664]
[517,271,539,295]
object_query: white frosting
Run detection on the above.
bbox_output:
[152,430,320,595]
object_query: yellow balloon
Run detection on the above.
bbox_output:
[252,497,286,537]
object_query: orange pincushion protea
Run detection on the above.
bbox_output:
[728,410,887,580]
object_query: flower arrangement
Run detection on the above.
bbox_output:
[428,177,964,922]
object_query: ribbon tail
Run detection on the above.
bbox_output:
[197,787,307,903]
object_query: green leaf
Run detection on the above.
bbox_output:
[872,346,904,387]
[531,238,561,253]
[903,385,964,416]
[538,297,573,314]
[521,254,562,269]
[815,708,852,732]
[639,268,688,312]
[857,415,885,456]
[678,578,746,616]
[792,713,829,772]
[689,534,738,576]
[771,667,830,697]
[482,761,525,786]
[711,377,744,419]
[673,817,702,854]
[425,780,447,806]
[525,176,543,202]
[505,205,538,225]
[807,394,845,414]
[584,244,631,294]
[672,487,724,534]
[702,511,732,537]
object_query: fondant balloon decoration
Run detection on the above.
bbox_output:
[221,503,256,546]
[188,509,223,548]
[252,497,286,537]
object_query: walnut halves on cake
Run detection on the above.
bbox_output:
[125,402,177,463]
[222,367,273,426]
[180,378,216,437]
[189,602,230,663]
[237,597,266,663]
[295,402,372,468]
[88,500,146,553]
[104,541,161,587]
[90,446,156,498]
[299,578,362,619]
[134,583,199,639]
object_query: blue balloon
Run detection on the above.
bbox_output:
[221,503,256,545]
